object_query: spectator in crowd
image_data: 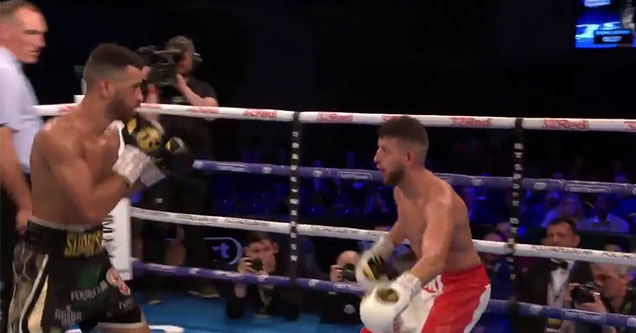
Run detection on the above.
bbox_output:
[613,172,636,223]
[515,217,593,333]
[578,195,630,234]
[226,232,300,320]
[320,250,362,325]
[541,193,586,228]
[463,186,498,225]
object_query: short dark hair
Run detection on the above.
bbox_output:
[0,0,40,21]
[83,43,144,91]
[165,35,195,55]
[244,231,274,247]
[378,116,429,159]
[547,217,578,235]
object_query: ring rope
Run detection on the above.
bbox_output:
[132,260,636,328]
[506,117,524,314]
[288,112,302,281]
[35,103,636,132]
[130,208,636,266]
[192,160,636,195]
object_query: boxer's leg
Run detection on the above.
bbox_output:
[88,306,150,333]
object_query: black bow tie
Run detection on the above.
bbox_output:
[549,259,569,271]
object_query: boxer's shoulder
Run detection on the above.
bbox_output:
[36,116,84,156]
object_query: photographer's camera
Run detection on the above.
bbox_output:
[570,283,601,304]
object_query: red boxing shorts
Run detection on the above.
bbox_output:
[362,264,491,333]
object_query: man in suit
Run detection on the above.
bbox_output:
[514,217,593,333]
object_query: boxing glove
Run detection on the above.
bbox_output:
[139,136,194,187]
[120,116,166,156]
[360,272,421,333]
[113,116,193,187]
[355,236,394,288]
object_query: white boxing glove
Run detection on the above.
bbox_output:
[355,236,395,288]
[360,272,422,333]
[112,145,152,187]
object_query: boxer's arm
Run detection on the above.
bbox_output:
[409,194,454,285]
[386,187,407,246]
[36,130,131,225]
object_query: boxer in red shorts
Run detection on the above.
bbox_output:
[356,116,491,333]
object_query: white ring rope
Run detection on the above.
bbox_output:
[34,103,636,132]
[131,208,636,266]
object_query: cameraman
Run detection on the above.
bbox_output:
[562,262,636,333]
[319,250,362,325]
[226,232,300,320]
[140,35,218,302]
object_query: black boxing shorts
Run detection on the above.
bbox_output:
[7,218,143,333]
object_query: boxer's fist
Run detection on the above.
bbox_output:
[139,136,194,187]
[355,236,394,288]
[121,116,165,156]
[113,116,193,187]
[360,272,421,333]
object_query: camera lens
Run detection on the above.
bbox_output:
[570,283,598,304]
[341,263,357,282]
[250,258,263,271]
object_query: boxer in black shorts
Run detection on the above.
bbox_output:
[7,43,192,333]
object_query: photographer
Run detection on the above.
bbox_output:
[319,250,362,325]
[139,35,219,302]
[561,262,636,333]
[226,232,300,320]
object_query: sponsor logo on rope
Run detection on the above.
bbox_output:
[471,178,484,186]
[337,171,373,180]
[564,184,610,193]
[312,169,324,177]
[316,112,354,122]
[334,283,364,293]
[533,182,548,190]
[141,103,162,108]
[244,109,277,119]
[625,121,636,131]
[450,117,493,127]
[563,309,606,324]
[542,119,589,130]
[215,270,244,280]
[308,279,320,287]
[528,304,543,315]
[186,106,218,114]
[627,317,636,327]
[262,166,273,174]
[381,115,401,122]
[216,163,248,172]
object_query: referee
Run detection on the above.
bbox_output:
[0,1,46,331]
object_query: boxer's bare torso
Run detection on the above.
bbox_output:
[388,170,481,274]
[30,111,122,226]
